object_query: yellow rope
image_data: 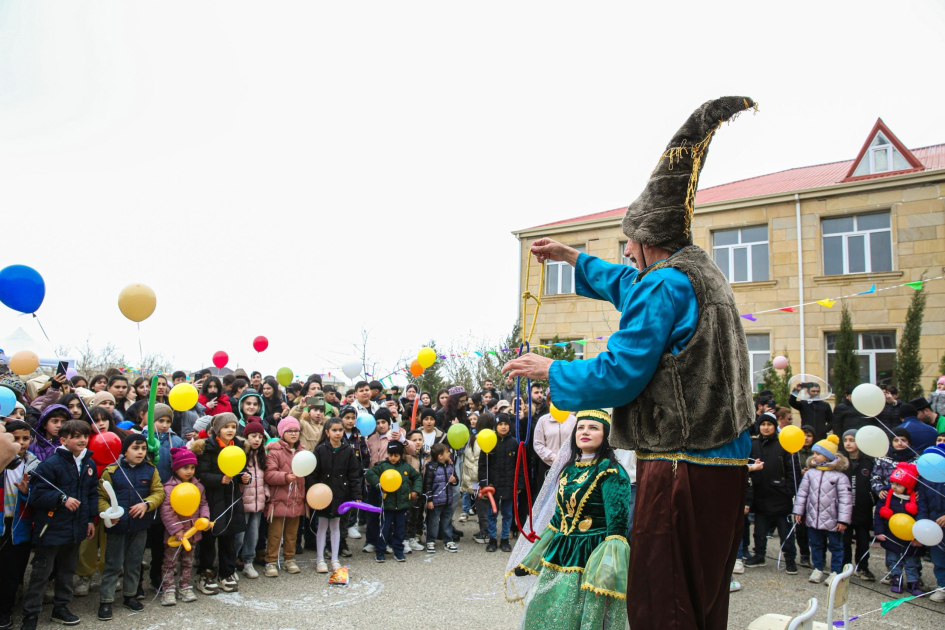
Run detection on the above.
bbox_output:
[521,250,545,348]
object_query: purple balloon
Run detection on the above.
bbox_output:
[337,501,382,514]
[66,368,77,380]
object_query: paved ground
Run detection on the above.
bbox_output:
[19,519,945,629]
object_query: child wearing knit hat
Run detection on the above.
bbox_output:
[235,419,268,579]
[840,429,877,581]
[793,435,852,586]
[874,462,924,595]
[158,447,210,605]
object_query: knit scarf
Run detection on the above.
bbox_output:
[887,448,914,463]
[216,437,234,449]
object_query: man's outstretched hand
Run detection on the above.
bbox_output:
[0,425,20,470]
[502,352,553,381]
[530,238,580,267]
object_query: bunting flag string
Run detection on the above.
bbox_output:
[740,275,942,322]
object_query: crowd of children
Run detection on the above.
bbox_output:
[0,369,550,629]
[1,365,944,628]
[739,385,945,603]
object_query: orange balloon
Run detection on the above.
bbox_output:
[409,360,424,377]
[9,350,39,376]
[307,483,333,510]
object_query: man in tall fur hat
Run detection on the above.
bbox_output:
[504,97,757,629]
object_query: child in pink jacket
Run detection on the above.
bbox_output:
[160,447,211,605]
[262,417,306,577]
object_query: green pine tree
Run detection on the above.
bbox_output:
[832,301,860,397]
[934,351,945,392]
[894,286,926,400]
[761,352,794,408]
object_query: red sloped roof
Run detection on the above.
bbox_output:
[527,143,945,231]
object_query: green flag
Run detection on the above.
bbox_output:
[905,281,923,291]
[574,339,589,345]
[881,595,916,615]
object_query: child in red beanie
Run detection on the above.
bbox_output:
[874,462,923,594]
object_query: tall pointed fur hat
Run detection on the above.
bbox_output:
[622,96,757,252]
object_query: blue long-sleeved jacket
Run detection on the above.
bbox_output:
[27,447,98,545]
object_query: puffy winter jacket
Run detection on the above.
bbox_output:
[240,448,268,514]
[191,436,248,536]
[27,447,98,545]
[874,493,923,556]
[871,452,917,496]
[309,441,363,517]
[365,459,421,511]
[423,460,456,507]
[98,458,165,534]
[264,440,306,519]
[845,452,876,524]
[459,440,481,495]
[160,476,210,542]
[749,434,801,515]
[197,393,232,417]
[792,455,853,531]
[916,479,945,527]
[28,404,68,462]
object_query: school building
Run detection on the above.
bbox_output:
[512,119,945,395]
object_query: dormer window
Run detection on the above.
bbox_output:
[848,122,920,179]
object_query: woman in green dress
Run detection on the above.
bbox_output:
[511,409,631,630]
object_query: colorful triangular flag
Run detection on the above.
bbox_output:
[741,314,757,322]
[535,345,550,349]
[857,284,876,295]
[905,281,923,291]
[574,340,589,345]
[474,351,482,357]
[816,299,835,308]
[779,307,796,313]
[487,351,497,356]
[881,595,916,615]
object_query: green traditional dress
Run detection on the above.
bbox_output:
[514,456,631,630]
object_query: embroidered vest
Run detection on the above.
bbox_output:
[612,245,754,452]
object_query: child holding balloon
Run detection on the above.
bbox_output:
[312,417,363,573]
[159,447,210,605]
[236,420,268,579]
[262,417,307,577]
[96,433,166,620]
[874,462,924,595]
[191,412,250,595]
[366,441,421,562]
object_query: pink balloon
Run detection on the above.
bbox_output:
[773,356,788,370]
[253,335,269,353]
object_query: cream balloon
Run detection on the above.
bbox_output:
[291,450,317,477]
[851,383,885,417]
[342,361,362,380]
[854,425,889,458]
[912,519,944,547]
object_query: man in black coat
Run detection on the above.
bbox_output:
[831,387,875,435]
[789,382,832,442]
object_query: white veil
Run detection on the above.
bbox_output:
[503,438,574,601]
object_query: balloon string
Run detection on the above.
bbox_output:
[777,521,799,571]
[869,416,945,499]
[137,322,144,364]
[32,314,59,361]
[852,535,878,574]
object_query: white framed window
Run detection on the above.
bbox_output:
[746,334,770,390]
[542,339,585,360]
[545,245,585,295]
[822,212,892,276]
[712,226,769,283]
[826,330,896,387]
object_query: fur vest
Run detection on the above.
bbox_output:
[612,245,754,451]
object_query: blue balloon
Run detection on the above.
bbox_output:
[0,265,45,314]
[917,452,945,483]
[117,421,135,430]
[355,413,376,436]
[0,387,16,417]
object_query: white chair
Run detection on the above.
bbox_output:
[747,561,856,630]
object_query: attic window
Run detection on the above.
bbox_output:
[851,132,912,176]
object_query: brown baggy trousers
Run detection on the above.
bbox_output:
[628,459,746,630]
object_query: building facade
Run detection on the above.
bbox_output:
[513,119,945,394]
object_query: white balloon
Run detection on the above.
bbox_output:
[912,519,944,547]
[855,425,889,458]
[851,383,885,417]
[291,450,317,477]
[342,361,362,380]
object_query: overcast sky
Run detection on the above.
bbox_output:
[1,1,943,382]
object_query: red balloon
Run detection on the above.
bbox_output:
[253,336,269,353]
[212,351,228,369]
[90,431,122,466]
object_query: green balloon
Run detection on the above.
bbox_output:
[266,437,279,446]
[447,423,470,450]
[276,367,293,387]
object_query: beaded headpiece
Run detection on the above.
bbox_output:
[575,409,610,426]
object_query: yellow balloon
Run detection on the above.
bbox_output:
[8,350,39,376]
[218,445,247,478]
[888,513,915,541]
[170,482,201,517]
[417,347,437,369]
[168,383,198,412]
[118,284,157,323]
[476,428,497,454]
[778,425,805,454]
[549,403,570,423]
[380,468,403,493]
